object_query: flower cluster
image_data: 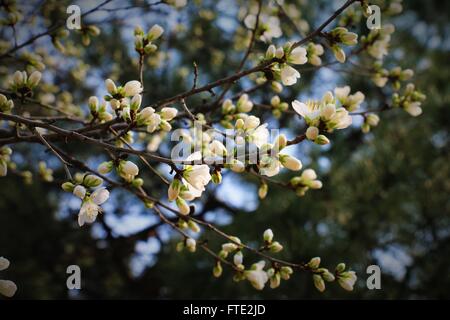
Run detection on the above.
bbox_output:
[78,25,101,46]
[362,24,395,60]
[362,114,380,133]
[372,63,414,89]
[306,42,324,66]
[0,257,17,298]
[265,42,308,86]
[392,83,426,117]
[334,86,365,112]
[244,14,282,43]
[137,106,178,133]
[221,94,254,128]
[257,134,303,177]
[62,174,110,226]
[9,70,42,96]
[292,91,353,145]
[327,27,358,63]
[134,24,164,55]
[290,169,323,197]
[88,96,113,122]
[98,159,142,186]
[308,257,357,292]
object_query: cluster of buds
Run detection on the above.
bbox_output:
[10,70,42,97]
[257,134,303,177]
[290,169,322,197]
[98,159,142,186]
[38,161,53,182]
[79,25,101,46]
[0,147,12,177]
[134,24,164,55]
[104,78,143,107]
[392,83,426,117]
[264,42,307,86]
[372,63,414,90]
[137,106,177,133]
[221,94,254,128]
[0,1,21,27]
[306,42,324,66]
[88,96,113,122]
[362,114,380,133]
[293,91,353,145]
[326,27,358,63]
[62,173,110,227]
[334,86,365,112]
[267,265,293,289]
[0,257,17,298]
[362,24,395,60]
[335,263,358,291]
[269,95,289,118]
[0,94,14,112]
[51,29,70,53]
[307,257,337,292]
[19,51,45,72]
[262,229,283,253]
[177,218,200,234]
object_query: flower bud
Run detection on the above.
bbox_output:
[213,262,223,278]
[130,94,142,111]
[308,257,321,269]
[147,24,164,41]
[105,79,117,94]
[0,257,10,271]
[73,185,87,199]
[188,220,200,233]
[160,107,178,121]
[273,134,287,151]
[123,80,143,97]
[258,182,268,199]
[269,241,283,253]
[132,177,144,188]
[306,126,319,140]
[313,274,325,292]
[263,228,273,243]
[176,197,190,215]
[280,155,302,171]
[98,161,113,174]
[0,280,17,298]
[88,96,99,112]
[186,238,196,252]
[61,181,75,192]
[265,44,276,59]
[84,174,103,188]
[315,135,330,145]
[233,251,243,266]
[28,71,42,88]
[234,118,245,129]
[168,178,182,201]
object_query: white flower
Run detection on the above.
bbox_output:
[123,80,143,97]
[0,257,10,271]
[259,155,280,177]
[73,185,86,199]
[209,140,227,156]
[328,108,352,129]
[0,280,17,297]
[146,113,162,132]
[160,107,178,121]
[236,94,253,113]
[245,261,269,290]
[288,47,307,65]
[248,124,269,148]
[78,188,109,226]
[334,86,365,111]
[292,100,320,123]
[280,65,300,86]
[183,164,211,192]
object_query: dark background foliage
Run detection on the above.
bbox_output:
[0,0,448,299]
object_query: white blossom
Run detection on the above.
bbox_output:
[280,65,300,86]
[123,80,143,97]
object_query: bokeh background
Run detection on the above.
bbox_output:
[0,0,449,299]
